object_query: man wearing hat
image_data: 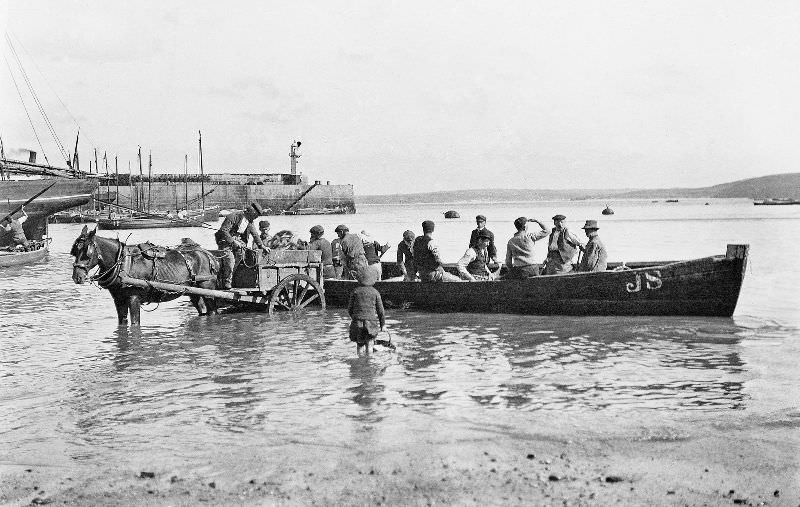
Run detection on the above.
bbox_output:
[334,224,367,280]
[360,230,390,281]
[215,202,268,289]
[457,229,495,281]
[543,214,585,275]
[413,220,461,282]
[505,216,549,279]
[308,225,335,279]
[258,219,271,245]
[577,220,607,272]
[469,215,498,265]
[397,230,416,281]
[1,206,29,248]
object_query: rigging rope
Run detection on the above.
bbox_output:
[2,53,51,166]
[5,34,70,165]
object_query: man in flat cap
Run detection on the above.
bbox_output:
[543,214,585,275]
[413,220,461,282]
[308,225,335,279]
[505,216,549,279]
[469,214,498,265]
[215,202,268,289]
[577,220,607,272]
[334,224,367,279]
[457,229,495,281]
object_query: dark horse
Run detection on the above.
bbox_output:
[71,225,220,326]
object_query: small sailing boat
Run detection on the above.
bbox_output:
[443,210,460,219]
[601,204,614,215]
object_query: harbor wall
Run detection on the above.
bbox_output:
[102,181,356,213]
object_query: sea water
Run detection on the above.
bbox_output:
[1,198,798,483]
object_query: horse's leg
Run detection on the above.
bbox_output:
[129,294,142,326]
[191,295,207,315]
[111,292,129,325]
[203,296,217,315]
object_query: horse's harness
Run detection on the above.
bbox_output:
[74,236,217,290]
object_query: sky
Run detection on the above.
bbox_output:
[2,1,799,195]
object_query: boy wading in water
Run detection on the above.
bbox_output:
[348,266,386,355]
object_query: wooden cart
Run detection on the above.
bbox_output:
[119,249,325,314]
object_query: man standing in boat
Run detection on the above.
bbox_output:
[308,225,336,280]
[361,230,390,281]
[469,215,498,265]
[505,216,549,278]
[414,220,461,282]
[334,224,367,280]
[397,230,416,281]
[577,220,608,272]
[457,230,495,281]
[0,206,29,249]
[543,214,585,275]
[215,203,267,290]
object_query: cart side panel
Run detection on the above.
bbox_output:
[232,249,262,289]
[258,250,323,293]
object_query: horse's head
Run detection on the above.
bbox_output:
[71,225,98,284]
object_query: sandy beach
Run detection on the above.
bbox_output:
[3,418,797,506]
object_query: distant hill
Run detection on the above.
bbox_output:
[358,173,800,203]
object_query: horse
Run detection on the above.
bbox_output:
[71,225,220,326]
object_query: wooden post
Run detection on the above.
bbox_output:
[147,151,152,214]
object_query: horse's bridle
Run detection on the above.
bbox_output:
[73,236,126,288]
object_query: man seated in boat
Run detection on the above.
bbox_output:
[1,206,29,249]
[469,215,498,265]
[543,214,585,275]
[308,225,336,279]
[413,220,461,282]
[214,202,268,290]
[505,216,549,279]
[457,229,495,281]
[577,220,608,272]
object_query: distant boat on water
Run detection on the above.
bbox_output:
[601,205,614,215]
[665,199,679,203]
[444,210,460,219]
[753,198,800,206]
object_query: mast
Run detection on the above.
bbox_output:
[103,151,109,202]
[184,154,188,211]
[290,140,301,177]
[128,160,133,209]
[115,155,119,205]
[198,131,205,210]
[137,146,143,212]
[147,151,152,214]
[71,130,80,174]
[94,148,99,211]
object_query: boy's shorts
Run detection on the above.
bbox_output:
[350,319,380,344]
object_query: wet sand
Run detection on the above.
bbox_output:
[2,424,796,506]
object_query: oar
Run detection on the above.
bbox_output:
[1,182,56,222]
[93,198,218,230]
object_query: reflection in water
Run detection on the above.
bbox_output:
[347,357,390,425]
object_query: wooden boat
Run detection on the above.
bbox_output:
[444,210,460,219]
[753,198,800,206]
[0,243,49,268]
[322,244,749,317]
[97,215,199,230]
[601,205,614,215]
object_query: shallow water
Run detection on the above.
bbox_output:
[1,198,799,477]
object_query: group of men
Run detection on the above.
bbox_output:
[400,213,608,283]
[214,202,608,289]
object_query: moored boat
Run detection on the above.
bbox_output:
[96,215,200,230]
[323,245,749,317]
[0,241,49,268]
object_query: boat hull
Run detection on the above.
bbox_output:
[96,217,199,230]
[0,245,49,267]
[0,178,96,240]
[322,245,749,317]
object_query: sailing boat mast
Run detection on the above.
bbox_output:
[147,151,152,214]
[137,146,143,212]
[114,155,119,205]
[184,154,188,211]
[128,160,133,209]
[198,131,205,211]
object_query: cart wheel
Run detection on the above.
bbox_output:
[268,273,326,314]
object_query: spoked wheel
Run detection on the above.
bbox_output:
[267,273,326,315]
